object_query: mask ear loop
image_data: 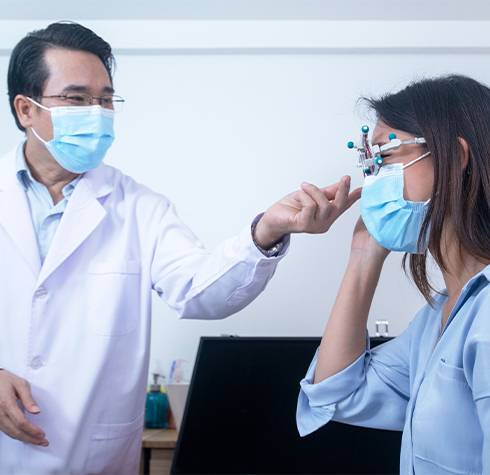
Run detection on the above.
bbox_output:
[402,151,432,205]
[402,151,431,170]
[26,97,51,112]
[26,97,52,144]
[30,126,49,145]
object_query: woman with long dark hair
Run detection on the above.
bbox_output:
[297,75,490,474]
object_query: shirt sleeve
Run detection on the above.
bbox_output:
[250,212,290,258]
[464,332,490,473]
[297,318,417,436]
[150,201,289,320]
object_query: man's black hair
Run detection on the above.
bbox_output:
[7,21,115,131]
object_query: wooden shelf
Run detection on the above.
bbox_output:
[142,429,178,449]
[141,429,178,475]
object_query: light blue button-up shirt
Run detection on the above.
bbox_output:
[16,144,81,263]
[297,266,490,474]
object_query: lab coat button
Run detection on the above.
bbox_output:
[34,287,48,298]
[30,356,44,370]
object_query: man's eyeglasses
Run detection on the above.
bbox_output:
[35,93,125,112]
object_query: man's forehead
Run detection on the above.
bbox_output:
[42,49,112,91]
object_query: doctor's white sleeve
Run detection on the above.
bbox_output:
[296,319,416,436]
[150,201,289,320]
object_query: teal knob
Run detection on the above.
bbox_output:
[364,168,371,175]
[347,141,355,149]
[361,125,369,134]
[375,156,384,166]
[388,133,397,140]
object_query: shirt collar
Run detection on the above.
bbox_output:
[436,263,490,305]
[15,143,34,191]
[476,263,490,285]
[460,264,490,294]
[15,142,82,199]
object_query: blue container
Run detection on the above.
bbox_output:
[145,374,169,429]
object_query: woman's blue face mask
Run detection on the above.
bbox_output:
[27,97,115,174]
[360,152,432,254]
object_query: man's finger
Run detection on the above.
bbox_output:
[347,187,362,208]
[0,414,48,446]
[295,189,317,229]
[320,182,340,201]
[333,176,351,210]
[14,379,40,414]
[301,183,330,218]
[6,400,45,440]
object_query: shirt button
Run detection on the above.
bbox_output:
[34,287,48,298]
[30,356,44,370]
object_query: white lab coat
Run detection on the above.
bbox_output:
[0,145,287,474]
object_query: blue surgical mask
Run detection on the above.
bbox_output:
[360,152,431,254]
[27,97,115,174]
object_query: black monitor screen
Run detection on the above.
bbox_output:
[171,337,401,474]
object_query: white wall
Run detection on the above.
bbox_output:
[2,0,489,21]
[1,20,489,380]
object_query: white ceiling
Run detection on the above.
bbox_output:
[1,0,489,21]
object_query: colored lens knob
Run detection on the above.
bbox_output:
[388,133,397,140]
[361,125,369,133]
[347,141,355,149]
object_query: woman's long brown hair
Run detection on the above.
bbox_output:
[366,75,490,303]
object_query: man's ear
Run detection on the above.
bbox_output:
[457,137,470,172]
[13,95,36,129]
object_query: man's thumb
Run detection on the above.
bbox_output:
[15,380,40,414]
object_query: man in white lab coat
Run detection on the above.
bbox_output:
[0,22,360,474]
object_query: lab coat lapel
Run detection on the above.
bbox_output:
[37,166,113,286]
[0,149,41,277]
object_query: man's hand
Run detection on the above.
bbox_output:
[254,176,362,249]
[0,370,48,446]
